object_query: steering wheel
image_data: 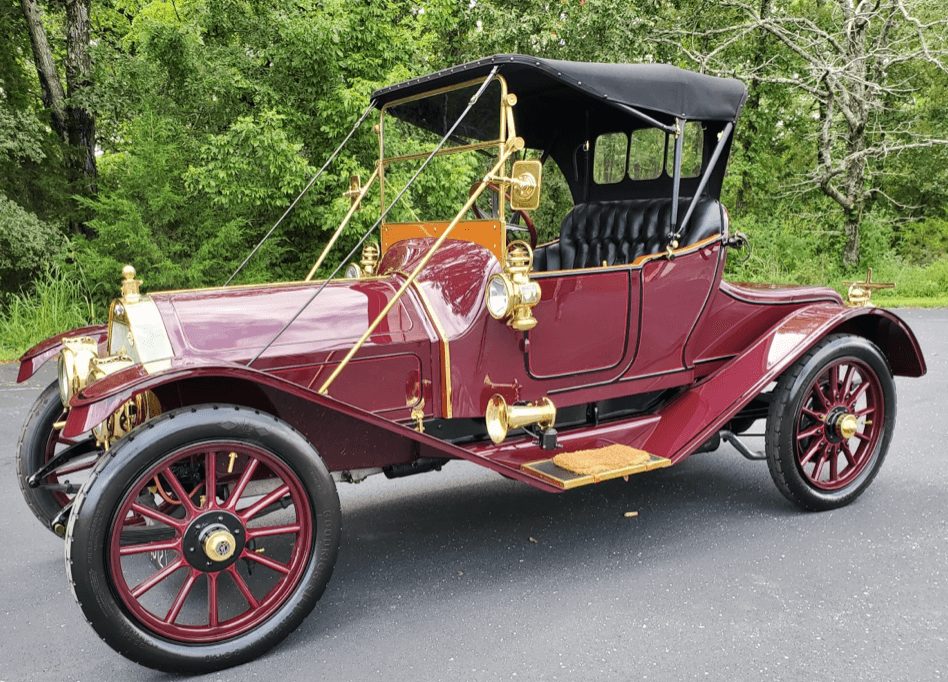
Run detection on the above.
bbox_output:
[470,182,538,249]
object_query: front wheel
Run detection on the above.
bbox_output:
[16,380,99,533]
[765,334,896,511]
[66,405,341,673]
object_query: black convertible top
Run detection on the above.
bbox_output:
[372,54,747,123]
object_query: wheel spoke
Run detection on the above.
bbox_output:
[242,549,291,575]
[227,565,259,609]
[847,380,870,406]
[813,450,829,481]
[208,572,219,628]
[205,451,217,509]
[131,558,184,598]
[800,440,823,466]
[246,523,301,540]
[165,569,199,624]
[854,406,875,418]
[240,484,290,522]
[814,380,832,409]
[841,441,857,467]
[225,458,259,510]
[130,502,186,530]
[801,406,824,420]
[829,447,838,481]
[854,431,870,442]
[841,365,855,399]
[119,538,180,556]
[828,365,840,402]
[796,423,824,441]
[161,466,197,515]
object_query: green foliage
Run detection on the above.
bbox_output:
[0,194,65,297]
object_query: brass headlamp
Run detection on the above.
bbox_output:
[57,264,165,447]
[485,240,541,332]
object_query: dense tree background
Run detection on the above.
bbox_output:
[1,0,946,356]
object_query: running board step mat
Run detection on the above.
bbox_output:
[522,444,671,490]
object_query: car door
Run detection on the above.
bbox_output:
[526,266,639,381]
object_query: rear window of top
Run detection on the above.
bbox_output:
[592,123,704,184]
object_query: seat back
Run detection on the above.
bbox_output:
[534,197,724,271]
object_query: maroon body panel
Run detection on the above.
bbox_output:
[30,235,925,490]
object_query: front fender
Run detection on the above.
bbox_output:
[61,357,562,492]
[17,324,108,383]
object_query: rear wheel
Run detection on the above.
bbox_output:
[66,405,341,673]
[765,334,895,511]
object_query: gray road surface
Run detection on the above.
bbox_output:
[1,309,945,681]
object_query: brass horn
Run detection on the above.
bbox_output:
[485,394,556,444]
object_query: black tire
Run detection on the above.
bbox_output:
[66,404,341,673]
[16,380,72,531]
[765,333,896,511]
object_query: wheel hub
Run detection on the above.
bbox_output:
[837,413,858,440]
[823,406,857,443]
[183,511,245,572]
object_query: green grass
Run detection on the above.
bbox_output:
[0,268,96,362]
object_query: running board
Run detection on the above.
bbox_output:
[522,445,671,490]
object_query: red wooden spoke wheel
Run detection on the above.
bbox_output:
[109,443,313,642]
[66,405,340,674]
[765,334,896,511]
[793,358,884,491]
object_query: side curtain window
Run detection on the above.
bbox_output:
[680,121,704,177]
[592,132,628,184]
[628,128,666,180]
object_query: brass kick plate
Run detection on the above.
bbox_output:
[522,453,672,490]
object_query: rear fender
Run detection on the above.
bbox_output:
[645,303,925,462]
[63,358,560,491]
[16,324,108,383]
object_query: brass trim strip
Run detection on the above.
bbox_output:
[318,137,522,396]
[401,275,453,418]
[305,165,380,281]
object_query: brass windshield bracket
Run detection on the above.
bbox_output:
[305,164,380,281]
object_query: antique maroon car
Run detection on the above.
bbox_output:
[15,55,925,672]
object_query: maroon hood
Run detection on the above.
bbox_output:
[151,279,421,364]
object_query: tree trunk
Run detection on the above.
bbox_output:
[19,0,67,140]
[65,0,97,198]
[843,210,860,268]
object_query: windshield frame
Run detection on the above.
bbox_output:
[379,75,510,223]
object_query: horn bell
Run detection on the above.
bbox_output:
[485,394,556,444]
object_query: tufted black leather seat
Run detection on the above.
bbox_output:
[533,197,724,271]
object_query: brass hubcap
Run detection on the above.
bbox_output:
[837,413,858,440]
[202,528,237,562]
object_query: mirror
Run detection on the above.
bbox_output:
[509,159,542,211]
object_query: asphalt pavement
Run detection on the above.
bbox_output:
[1,308,945,681]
